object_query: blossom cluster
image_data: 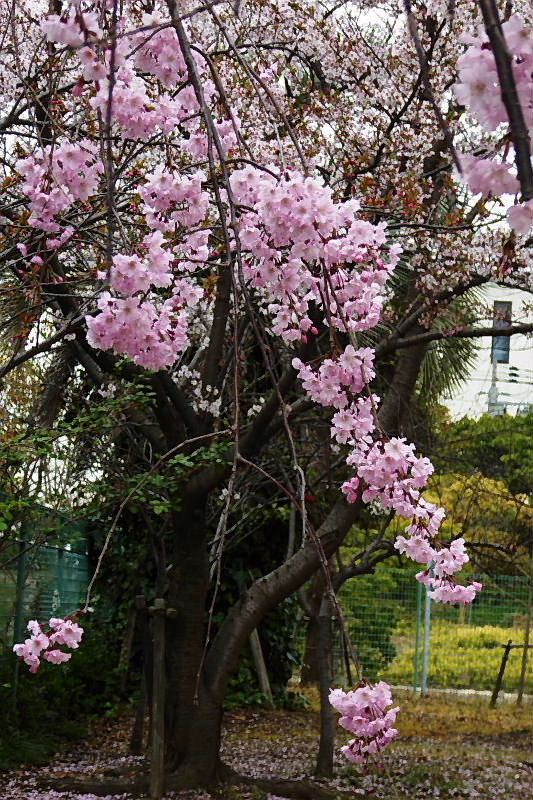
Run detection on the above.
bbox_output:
[455,13,533,234]
[352,438,480,604]
[13,617,84,673]
[86,291,192,370]
[329,682,399,766]
[292,371,480,605]
[41,8,213,143]
[139,168,209,232]
[84,178,207,368]
[86,161,394,371]
[417,560,483,605]
[90,64,205,140]
[294,346,376,409]
[16,140,103,233]
[133,14,188,89]
[41,7,102,48]
[229,166,398,342]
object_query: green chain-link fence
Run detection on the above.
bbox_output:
[0,498,90,656]
[300,568,532,696]
[0,539,89,653]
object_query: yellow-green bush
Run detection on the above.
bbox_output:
[381,623,532,691]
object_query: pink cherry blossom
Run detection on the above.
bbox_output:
[507,200,533,235]
[329,682,399,766]
[13,617,84,673]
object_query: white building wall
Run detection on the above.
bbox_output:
[444,284,533,419]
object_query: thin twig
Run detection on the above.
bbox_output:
[403,0,462,174]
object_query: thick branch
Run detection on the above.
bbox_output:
[375,274,489,358]
[202,258,232,392]
[377,322,533,357]
[156,372,201,438]
[205,496,360,701]
[332,542,397,592]
[378,340,428,435]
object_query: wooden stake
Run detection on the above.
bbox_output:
[490,639,512,708]
[150,598,166,800]
[118,604,137,694]
[249,628,273,707]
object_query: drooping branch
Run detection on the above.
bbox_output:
[478,0,533,200]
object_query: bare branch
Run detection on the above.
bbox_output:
[378,322,533,357]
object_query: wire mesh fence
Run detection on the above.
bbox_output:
[299,568,532,698]
[2,535,530,701]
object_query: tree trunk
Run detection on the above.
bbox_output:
[315,594,335,777]
[300,572,324,686]
[158,493,361,785]
[163,502,224,784]
[301,615,320,686]
[377,341,429,436]
[166,683,226,786]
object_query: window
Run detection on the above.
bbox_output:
[491,300,512,364]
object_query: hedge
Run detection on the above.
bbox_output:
[381,623,532,691]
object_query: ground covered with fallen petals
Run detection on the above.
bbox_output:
[0,692,531,799]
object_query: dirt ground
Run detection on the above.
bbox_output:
[0,691,531,800]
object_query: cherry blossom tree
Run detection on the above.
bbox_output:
[1,0,533,792]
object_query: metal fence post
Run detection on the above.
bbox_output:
[413,579,423,694]
[421,582,432,696]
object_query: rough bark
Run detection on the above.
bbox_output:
[301,614,321,686]
[142,496,358,782]
[377,340,429,436]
